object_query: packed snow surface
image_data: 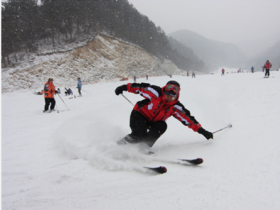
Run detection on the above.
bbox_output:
[2,71,280,210]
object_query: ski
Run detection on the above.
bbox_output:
[179,158,203,165]
[150,156,203,166]
[144,166,167,174]
[142,158,202,174]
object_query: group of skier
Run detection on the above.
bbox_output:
[115,59,275,151]
[39,76,213,150]
[41,77,82,113]
[221,60,273,77]
[39,58,274,151]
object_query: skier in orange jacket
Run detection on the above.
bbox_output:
[42,78,57,112]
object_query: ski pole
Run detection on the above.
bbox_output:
[53,95,60,113]
[82,88,91,94]
[57,93,70,110]
[55,103,60,113]
[121,94,134,106]
[212,124,232,134]
[271,70,274,78]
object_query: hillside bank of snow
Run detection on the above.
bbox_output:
[1,34,183,93]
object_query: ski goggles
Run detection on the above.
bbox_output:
[165,84,180,93]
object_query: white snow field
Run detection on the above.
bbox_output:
[2,71,280,210]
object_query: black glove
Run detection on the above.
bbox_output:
[197,127,213,140]
[115,85,128,95]
[55,90,58,94]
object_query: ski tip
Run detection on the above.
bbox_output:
[180,158,203,165]
[152,166,167,174]
[197,158,203,164]
[145,166,167,174]
[160,166,167,173]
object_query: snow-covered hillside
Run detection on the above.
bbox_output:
[1,34,183,93]
[2,71,280,210]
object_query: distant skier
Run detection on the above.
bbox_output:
[264,60,272,78]
[42,78,58,112]
[221,69,225,75]
[34,90,43,95]
[251,66,254,73]
[77,77,82,96]
[146,75,148,80]
[114,80,213,150]
[65,88,73,96]
[134,76,136,82]
[192,71,195,78]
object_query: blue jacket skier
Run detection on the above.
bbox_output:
[77,78,82,96]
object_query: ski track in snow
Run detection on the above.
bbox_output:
[2,71,280,210]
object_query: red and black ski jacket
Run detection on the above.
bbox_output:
[264,61,272,69]
[127,83,202,132]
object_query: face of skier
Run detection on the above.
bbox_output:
[164,94,177,103]
[163,83,180,103]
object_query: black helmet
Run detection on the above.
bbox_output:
[166,80,180,87]
[163,80,181,97]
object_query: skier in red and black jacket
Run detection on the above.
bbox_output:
[264,60,272,78]
[115,80,213,148]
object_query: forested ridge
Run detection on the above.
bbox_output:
[2,0,204,71]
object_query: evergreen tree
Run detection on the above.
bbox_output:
[1,0,204,71]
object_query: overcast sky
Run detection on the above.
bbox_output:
[127,0,280,54]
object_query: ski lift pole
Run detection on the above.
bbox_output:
[57,93,70,110]
[121,94,134,106]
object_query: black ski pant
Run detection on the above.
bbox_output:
[78,87,82,95]
[265,69,270,77]
[129,110,167,147]
[44,98,56,111]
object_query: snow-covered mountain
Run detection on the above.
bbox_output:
[169,30,246,71]
[1,34,184,93]
[2,71,280,210]
[246,40,280,71]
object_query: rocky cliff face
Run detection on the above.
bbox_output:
[2,34,183,93]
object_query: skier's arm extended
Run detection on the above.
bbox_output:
[115,83,157,99]
[172,102,213,140]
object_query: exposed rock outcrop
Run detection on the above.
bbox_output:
[2,34,183,93]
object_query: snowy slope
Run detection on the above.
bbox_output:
[2,71,280,210]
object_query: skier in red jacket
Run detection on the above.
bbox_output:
[264,60,272,78]
[115,80,213,148]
